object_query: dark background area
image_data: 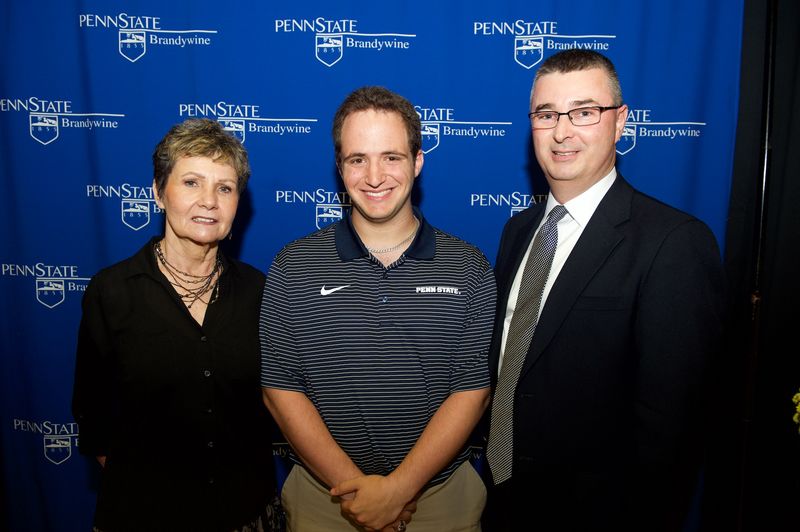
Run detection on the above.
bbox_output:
[703,0,800,530]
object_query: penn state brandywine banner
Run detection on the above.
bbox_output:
[1,1,742,530]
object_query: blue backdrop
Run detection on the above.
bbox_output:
[0,1,742,530]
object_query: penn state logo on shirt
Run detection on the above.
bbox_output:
[415,286,462,295]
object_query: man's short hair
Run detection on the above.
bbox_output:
[332,86,421,164]
[152,118,250,197]
[532,50,623,106]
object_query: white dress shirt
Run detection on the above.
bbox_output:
[498,169,618,374]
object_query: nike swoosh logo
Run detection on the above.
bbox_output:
[320,285,350,296]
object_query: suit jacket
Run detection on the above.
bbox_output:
[485,176,726,531]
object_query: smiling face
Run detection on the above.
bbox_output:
[338,109,423,227]
[531,68,628,201]
[154,156,239,248]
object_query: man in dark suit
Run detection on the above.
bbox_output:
[483,50,726,531]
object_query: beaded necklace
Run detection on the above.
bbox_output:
[154,241,221,308]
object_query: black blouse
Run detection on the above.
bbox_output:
[72,238,276,532]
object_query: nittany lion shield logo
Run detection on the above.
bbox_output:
[121,200,151,231]
[616,124,637,155]
[36,279,65,309]
[29,114,59,145]
[119,30,146,62]
[219,119,246,143]
[316,34,343,67]
[514,36,544,69]
[421,123,440,154]
[316,204,344,229]
[44,435,72,465]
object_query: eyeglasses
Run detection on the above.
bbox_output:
[529,106,622,129]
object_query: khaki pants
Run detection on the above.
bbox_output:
[281,460,486,531]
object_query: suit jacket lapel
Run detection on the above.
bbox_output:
[518,177,633,380]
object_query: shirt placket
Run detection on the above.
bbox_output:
[375,261,390,327]
[197,330,217,486]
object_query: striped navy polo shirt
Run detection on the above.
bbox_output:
[260,211,496,486]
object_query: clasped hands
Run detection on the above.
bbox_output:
[331,474,418,531]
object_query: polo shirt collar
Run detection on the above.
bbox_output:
[335,207,435,261]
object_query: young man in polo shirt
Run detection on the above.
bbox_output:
[260,86,496,531]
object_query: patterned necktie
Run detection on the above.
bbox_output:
[486,204,568,485]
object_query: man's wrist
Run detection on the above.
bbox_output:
[386,470,421,503]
